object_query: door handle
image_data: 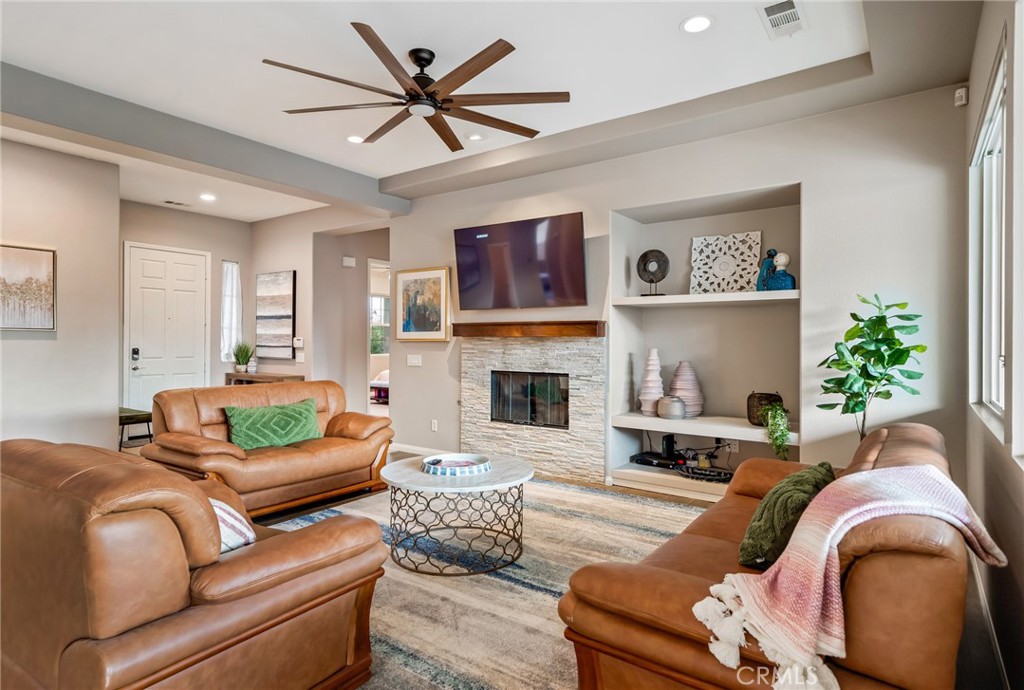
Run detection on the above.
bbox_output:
[131,365,141,371]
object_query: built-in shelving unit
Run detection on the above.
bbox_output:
[606,184,803,503]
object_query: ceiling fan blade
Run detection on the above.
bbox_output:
[425,114,464,152]
[430,39,515,98]
[262,59,404,100]
[446,92,571,107]
[443,107,539,139]
[351,23,424,97]
[363,109,412,143]
[284,102,405,114]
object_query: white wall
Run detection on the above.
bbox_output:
[965,2,1022,683]
[389,86,968,470]
[1,141,120,447]
[120,201,253,386]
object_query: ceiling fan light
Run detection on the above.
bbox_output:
[346,135,364,144]
[407,101,437,117]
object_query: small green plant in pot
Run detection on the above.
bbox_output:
[233,341,254,370]
[817,294,927,440]
[759,402,790,461]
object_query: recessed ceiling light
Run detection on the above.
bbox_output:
[199,193,217,202]
[466,132,486,142]
[347,135,364,144]
[681,15,713,33]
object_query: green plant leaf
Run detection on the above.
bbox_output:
[849,312,864,322]
[817,403,841,410]
[844,324,863,341]
[908,344,928,353]
[856,294,875,306]
[885,302,909,310]
[875,390,893,399]
[888,350,911,367]
[892,325,920,335]
[892,380,921,396]
[893,314,921,321]
[897,369,924,380]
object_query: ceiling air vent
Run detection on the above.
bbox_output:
[162,200,190,207]
[758,0,805,39]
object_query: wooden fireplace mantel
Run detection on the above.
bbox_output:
[452,320,606,338]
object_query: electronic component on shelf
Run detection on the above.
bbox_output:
[675,465,734,484]
[630,452,686,470]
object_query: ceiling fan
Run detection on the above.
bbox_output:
[263,22,570,152]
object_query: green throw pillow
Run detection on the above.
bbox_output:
[738,462,835,570]
[224,398,323,451]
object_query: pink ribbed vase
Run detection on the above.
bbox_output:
[669,361,703,418]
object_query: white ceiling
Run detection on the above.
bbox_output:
[1,2,869,179]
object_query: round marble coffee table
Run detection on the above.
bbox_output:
[379,455,534,576]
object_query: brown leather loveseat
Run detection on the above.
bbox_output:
[142,380,393,516]
[1,439,388,690]
[559,424,972,689]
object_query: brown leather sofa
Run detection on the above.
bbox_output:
[141,381,393,516]
[1,439,388,690]
[559,424,971,690]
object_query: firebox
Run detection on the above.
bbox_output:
[490,370,569,430]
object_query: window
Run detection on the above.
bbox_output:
[370,295,390,355]
[972,54,1007,416]
[220,261,242,362]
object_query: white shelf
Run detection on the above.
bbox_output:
[610,463,728,502]
[610,412,800,446]
[611,289,799,308]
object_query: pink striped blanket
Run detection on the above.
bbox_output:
[692,464,1006,690]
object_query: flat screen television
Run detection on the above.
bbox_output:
[454,211,587,310]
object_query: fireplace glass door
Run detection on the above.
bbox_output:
[490,371,569,429]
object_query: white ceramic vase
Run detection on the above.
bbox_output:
[246,358,257,374]
[638,348,664,417]
[669,360,703,418]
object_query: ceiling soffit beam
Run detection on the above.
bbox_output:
[0,63,410,217]
[381,1,981,200]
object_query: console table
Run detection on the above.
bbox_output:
[224,372,306,385]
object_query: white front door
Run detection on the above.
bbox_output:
[124,243,209,411]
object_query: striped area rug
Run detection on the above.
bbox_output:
[272,479,705,690]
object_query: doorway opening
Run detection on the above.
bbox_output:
[368,258,391,417]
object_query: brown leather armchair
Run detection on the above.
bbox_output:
[141,380,394,516]
[559,424,972,690]
[1,439,388,690]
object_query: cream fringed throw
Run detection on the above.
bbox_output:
[693,465,1007,690]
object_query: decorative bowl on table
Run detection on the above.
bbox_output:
[421,453,492,477]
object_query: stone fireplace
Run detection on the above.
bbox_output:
[460,336,606,483]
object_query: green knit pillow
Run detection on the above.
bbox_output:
[738,462,835,570]
[224,398,322,451]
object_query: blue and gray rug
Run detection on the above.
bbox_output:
[271,479,704,690]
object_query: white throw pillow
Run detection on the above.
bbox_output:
[209,498,256,553]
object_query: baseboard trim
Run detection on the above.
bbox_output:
[390,443,454,457]
[970,554,1010,690]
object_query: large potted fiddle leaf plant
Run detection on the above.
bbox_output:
[817,294,927,440]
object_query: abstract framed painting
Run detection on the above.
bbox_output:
[1,245,56,331]
[396,267,449,342]
[255,270,296,359]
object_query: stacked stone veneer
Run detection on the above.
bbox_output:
[460,337,606,484]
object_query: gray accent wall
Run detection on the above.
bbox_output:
[388,86,968,477]
[1,140,120,446]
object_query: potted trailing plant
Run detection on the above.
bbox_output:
[758,402,790,461]
[232,342,254,373]
[817,294,927,440]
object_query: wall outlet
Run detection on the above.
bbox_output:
[725,439,740,454]
[407,354,422,367]
[430,419,438,432]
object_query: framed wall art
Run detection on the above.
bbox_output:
[255,270,296,359]
[396,267,449,342]
[689,231,762,294]
[1,245,56,331]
